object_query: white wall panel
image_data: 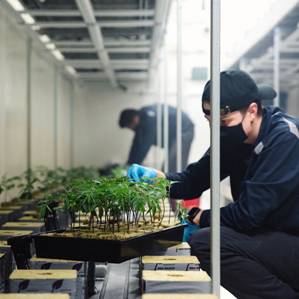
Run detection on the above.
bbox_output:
[31,50,55,169]
[0,9,27,178]
[0,5,73,190]
[73,82,157,168]
[57,74,72,169]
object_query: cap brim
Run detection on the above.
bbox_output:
[257,84,277,100]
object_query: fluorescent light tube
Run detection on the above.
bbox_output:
[21,13,35,25]
[31,25,41,31]
[52,49,64,61]
[39,35,51,43]
[65,66,76,76]
[6,0,24,11]
[46,43,56,50]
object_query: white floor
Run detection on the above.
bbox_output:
[221,286,237,298]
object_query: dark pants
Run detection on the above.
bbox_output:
[168,128,194,173]
[190,226,299,299]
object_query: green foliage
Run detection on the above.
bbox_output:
[110,166,127,178]
[177,204,188,223]
[60,176,170,232]
[37,190,65,219]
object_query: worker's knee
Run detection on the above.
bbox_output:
[189,227,211,257]
[190,226,237,257]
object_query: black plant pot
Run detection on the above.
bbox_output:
[43,202,71,231]
[33,224,186,263]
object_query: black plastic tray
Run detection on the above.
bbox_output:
[32,225,186,263]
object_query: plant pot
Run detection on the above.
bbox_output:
[0,250,13,292]
[33,224,186,263]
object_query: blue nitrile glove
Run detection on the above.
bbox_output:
[127,163,157,182]
[182,220,199,243]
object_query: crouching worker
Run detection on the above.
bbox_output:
[127,70,299,299]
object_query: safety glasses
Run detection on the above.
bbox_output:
[202,105,232,117]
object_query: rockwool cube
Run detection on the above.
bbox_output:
[2,222,44,233]
[141,256,200,271]
[142,270,211,293]
[165,242,191,256]
[0,230,33,240]
[9,270,77,299]
[30,257,84,275]
[0,294,70,299]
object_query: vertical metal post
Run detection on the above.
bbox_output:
[70,80,75,169]
[156,58,162,169]
[176,0,182,172]
[273,27,280,107]
[210,0,221,296]
[26,37,32,173]
[53,67,58,169]
[163,46,169,173]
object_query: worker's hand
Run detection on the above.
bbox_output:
[127,164,158,182]
[187,207,203,225]
[182,220,199,243]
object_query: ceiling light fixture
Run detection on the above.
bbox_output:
[39,34,51,43]
[6,0,24,11]
[52,49,64,61]
[21,13,35,25]
[31,25,40,31]
[65,66,76,76]
[46,43,56,50]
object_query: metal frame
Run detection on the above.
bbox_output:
[176,0,183,172]
[78,72,148,81]
[36,20,155,29]
[273,27,280,107]
[75,0,117,87]
[238,19,299,89]
[27,9,155,17]
[65,58,149,66]
[210,0,221,296]
[3,0,172,85]
[26,37,32,172]
[59,47,150,54]
[70,80,75,169]
[162,46,169,173]
[149,0,172,82]
[53,66,59,169]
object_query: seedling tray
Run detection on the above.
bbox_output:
[32,224,186,263]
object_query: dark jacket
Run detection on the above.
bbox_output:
[127,104,194,165]
[167,106,299,232]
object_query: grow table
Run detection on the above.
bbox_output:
[6,224,185,298]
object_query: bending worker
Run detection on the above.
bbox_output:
[119,104,194,172]
[128,70,299,299]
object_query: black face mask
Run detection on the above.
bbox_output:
[220,122,247,149]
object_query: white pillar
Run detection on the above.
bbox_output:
[273,27,280,107]
[70,80,75,169]
[163,46,169,173]
[54,66,59,169]
[26,37,32,172]
[210,0,221,296]
[176,0,183,172]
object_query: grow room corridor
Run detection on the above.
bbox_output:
[1,0,299,298]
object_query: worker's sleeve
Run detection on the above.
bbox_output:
[200,133,299,231]
[127,127,155,165]
[167,149,230,199]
